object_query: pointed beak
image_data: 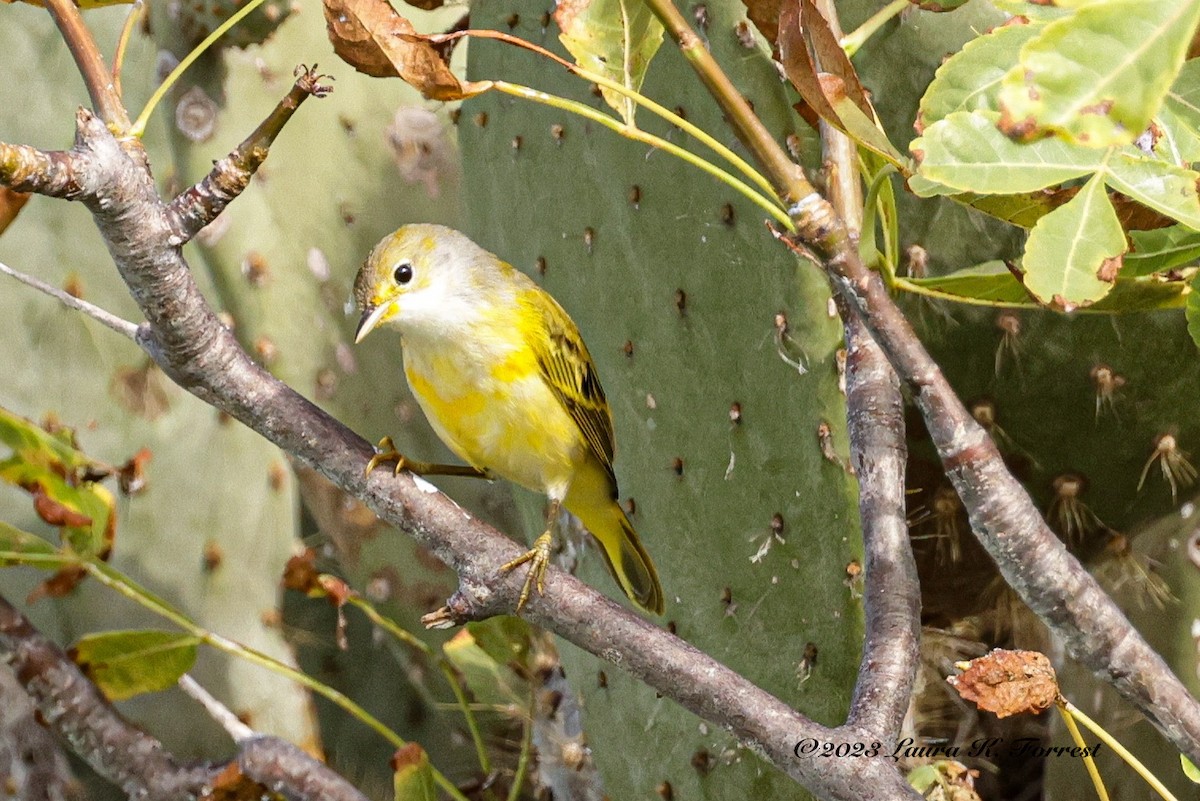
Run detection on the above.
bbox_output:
[355,303,391,344]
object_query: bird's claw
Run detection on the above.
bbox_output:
[500,531,554,611]
[365,435,410,476]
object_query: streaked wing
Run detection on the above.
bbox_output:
[526,289,617,486]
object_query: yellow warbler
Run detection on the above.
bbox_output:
[353,224,664,614]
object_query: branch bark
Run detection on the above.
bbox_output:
[0,593,371,801]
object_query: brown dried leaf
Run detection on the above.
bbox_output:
[32,488,93,529]
[282,548,320,593]
[740,0,781,45]
[948,649,1059,718]
[778,1,839,127]
[322,0,488,99]
[798,0,871,118]
[26,564,88,603]
[0,187,30,235]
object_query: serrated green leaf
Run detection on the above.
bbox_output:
[1128,226,1200,276]
[919,22,1039,128]
[392,744,437,801]
[1104,152,1200,230]
[73,630,200,701]
[555,0,664,124]
[0,406,92,473]
[912,111,1103,193]
[998,0,1200,147]
[1163,59,1200,143]
[1022,172,1126,308]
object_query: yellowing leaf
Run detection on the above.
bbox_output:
[998,0,1200,146]
[1022,172,1126,308]
[555,0,664,124]
[72,630,200,701]
[392,743,437,801]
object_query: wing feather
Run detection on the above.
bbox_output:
[525,289,617,487]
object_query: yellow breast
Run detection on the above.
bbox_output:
[401,328,586,498]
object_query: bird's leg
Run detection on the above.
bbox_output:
[365,436,489,479]
[500,497,561,611]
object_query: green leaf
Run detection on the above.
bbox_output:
[554,0,664,124]
[392,744,437,801]
[0,406,93,473]
[919,22,1039,129]
[986,0,1071,21]
[443,626,528,709]
[998,0,1200,147]
[903,262,1186,311]
[464,616,532,669]
[912,111,1103,193]
[1162,59,1200,160]
[72,630,200,701]
[1155,102,1200,165]
[0,519,70,568]
[1127,226,1200,275]
[1183,754,1200,783]
[1104,152,1200,230]
[1022,172,1126,308]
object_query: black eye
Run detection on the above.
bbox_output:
[394,262,413,285]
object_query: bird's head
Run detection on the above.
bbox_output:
[353,223,504,343]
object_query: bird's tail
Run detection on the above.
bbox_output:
[579,503,664,615]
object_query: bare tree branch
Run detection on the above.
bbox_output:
[165,66,333,244]
[1,142,94,199]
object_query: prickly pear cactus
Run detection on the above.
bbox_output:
[460,0,864,796]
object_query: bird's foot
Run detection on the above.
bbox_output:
[500,530,555,611]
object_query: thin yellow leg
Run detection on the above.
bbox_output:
[365,436,488,479]
[500,498,562,611]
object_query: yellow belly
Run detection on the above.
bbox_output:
[401,336,585,498]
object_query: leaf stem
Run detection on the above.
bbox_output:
[437,29,780,203]
[492,81,793,229]
[112,0,144,103]
[44,0,131,131]
[1057,701,1110,801]
[636,0,809,203]
[131,0,270,137]
[841,0,909,58]
[1061,699,1179,801]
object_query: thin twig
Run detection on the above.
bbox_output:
[0,259,142,342]
[43,0,130,131]
[178,673,255,741]
[165,66,333,243]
